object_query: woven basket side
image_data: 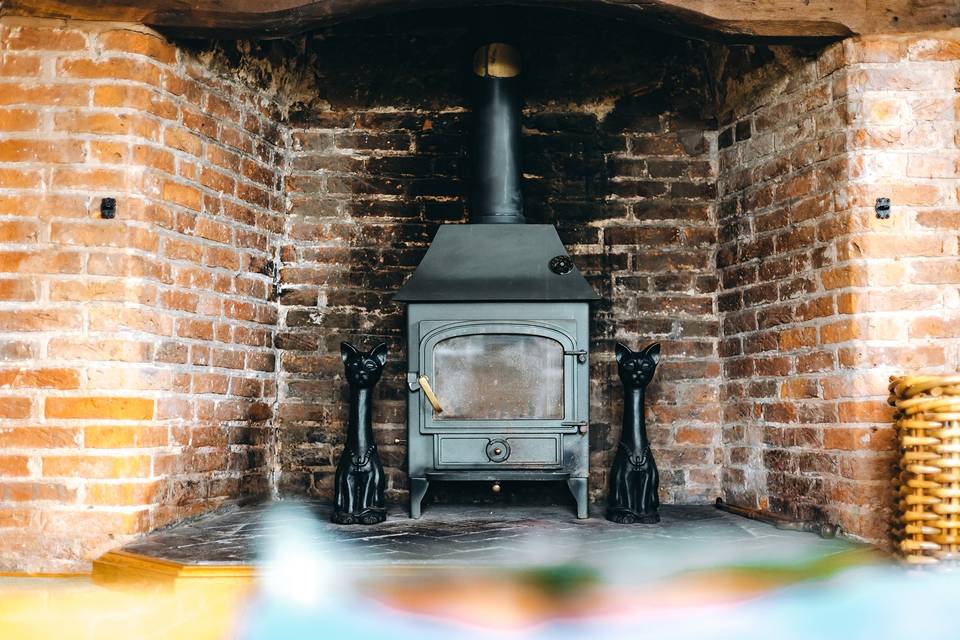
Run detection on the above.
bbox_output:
[891,375,960,564]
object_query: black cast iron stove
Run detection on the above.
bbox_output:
[394,43,599,518]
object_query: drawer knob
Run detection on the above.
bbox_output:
[492,482,501,493]
[486,439,510,462]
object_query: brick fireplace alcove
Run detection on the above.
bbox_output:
[275,8,722,511]
[0,2,957,572]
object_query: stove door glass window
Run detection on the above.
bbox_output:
[432,333,564,420]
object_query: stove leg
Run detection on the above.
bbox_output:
[410,477,429,519]
[567,477,588,519]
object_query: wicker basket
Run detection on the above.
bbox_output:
[889,375,960,564]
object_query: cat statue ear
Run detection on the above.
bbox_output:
[615,342,632,363]
[340,341,359,363]
[370,342,388,366]
[641,342,661,364]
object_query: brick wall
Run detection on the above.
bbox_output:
[276,11,722,507]
[715,31,960,540]
[594,115,720,504]
[714,42,857,528]
[0,18,281,571]
[1,10,956,572]
[838,31,960,538]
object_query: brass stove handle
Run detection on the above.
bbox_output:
[417,375,444,414]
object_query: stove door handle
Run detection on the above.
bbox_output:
[417,375,444,414]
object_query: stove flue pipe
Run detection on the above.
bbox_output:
[470,43,525,224]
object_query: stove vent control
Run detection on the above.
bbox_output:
[549,255,574,275]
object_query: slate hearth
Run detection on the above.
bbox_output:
[118,502,860,568]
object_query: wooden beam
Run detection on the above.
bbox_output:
[1,0,956,40]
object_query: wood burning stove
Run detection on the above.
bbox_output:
[394,44,599,518]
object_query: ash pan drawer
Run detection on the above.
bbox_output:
[436,434,561,467]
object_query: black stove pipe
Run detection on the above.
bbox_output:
[470,43,525,225]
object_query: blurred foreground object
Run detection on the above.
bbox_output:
[0,577,249,640]
[890,374,960,564]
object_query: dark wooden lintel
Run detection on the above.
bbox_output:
[1,0,956,41]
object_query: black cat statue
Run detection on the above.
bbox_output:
[332,341,388,525]
[606,342,662,524]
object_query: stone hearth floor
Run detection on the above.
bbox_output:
[118,501,865,571]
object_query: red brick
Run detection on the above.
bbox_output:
[42,509,151,536]
[99,30,177,64]
[909,316,960,338]
[84,481,161,506]
[5,26,87,51]
[59,58,161,86]
[205,246,240,271]
[162,237,203,262]
[160,289,198,313]
[87,253,158,278]
[675,426,714,445]
[916,210,960,230]
[0,55,41,77]
[183,103,220,134]
[778,327,816,351]
[53,111,160,141]
[840,344,945,369]
[0,252,82,274]
[838,400,895,423]
[42,455,152,479]
[195,218,233,244]
[52,221,157,251]
[0,139,85,163]
[0,368,80,390]
[0,167,42,189]
[0,108,41,132]
[47,339,153,363]
[0,220,40,243]
[0,309,82,332]
[0,456,31,477]
[49,280,143,303]
[0,194,89,219]
[911,261,960,285]
[820,319,861,344]
[838,289,941,313]
[133,144,176,173]
[0,481,77,503]
[199,167,235,193]
[0,398,32,419]
[51,168,128,191]
[0,279,37,302]
[163,127,203,156]
[796,351,834,374]
[824,426,894,451]
[906,38,960,62]
[176,318,214,341]
[848,38,903,63]
[83,426,168,448]
[44,397,154,421]
[162,181,203,210]
[0,427,79,448]
[0,83,88,107]
[780,378,820,399]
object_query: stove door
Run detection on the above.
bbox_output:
[417,321,580,433]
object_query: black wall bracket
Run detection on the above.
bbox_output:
[100,197,117,219]
[875,197,891,220]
